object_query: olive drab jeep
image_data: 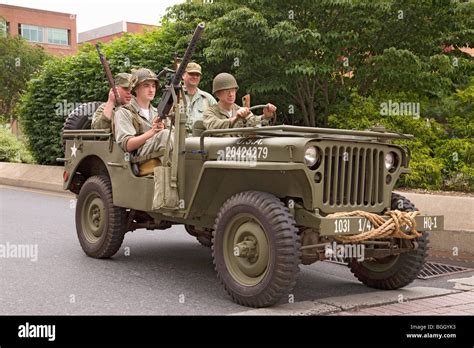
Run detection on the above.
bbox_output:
[59,25,444,308]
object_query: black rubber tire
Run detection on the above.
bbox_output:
[212,191,301,307]
[348,193,429,290]
[76,175,126,259]
[61,102,102,146]
[185,225,212,247]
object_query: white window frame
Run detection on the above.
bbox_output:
[20,24,44,43]
[47,27,69,46]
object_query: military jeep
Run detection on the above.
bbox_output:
[60,92,444,307]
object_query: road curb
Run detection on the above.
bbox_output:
[0,162,64,193]
[233,287,460,316]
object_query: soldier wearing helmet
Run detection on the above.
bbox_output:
[114,68,171,162]
[91,73,133,130]
[203,73,276,130]
[182,62,216,133]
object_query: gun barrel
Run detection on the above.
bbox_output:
[171,23,205,87]
[96,44,122,106]
[156,22,205,120]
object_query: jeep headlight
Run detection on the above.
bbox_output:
[385,152,395,170]
[304,147,319,168]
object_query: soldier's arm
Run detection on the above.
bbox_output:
[114,108,138,151]
[203,107,236,129]
[102,101,115,120]
[115,112,163,152]
[103,88,119,119]
[91,104,108,129]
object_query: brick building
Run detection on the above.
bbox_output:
[0,4,77,56]
[78,21,158,45]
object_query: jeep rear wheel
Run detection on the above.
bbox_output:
[76,175,126,258]
[212,191,301,307]
[349,193,429,289]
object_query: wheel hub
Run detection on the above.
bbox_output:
[234,236,258,260]
[82,195,105,242]
[224,215,270,286]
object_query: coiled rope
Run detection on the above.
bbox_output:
[327,210,421,243]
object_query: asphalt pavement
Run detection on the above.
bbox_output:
[1,185,472,315]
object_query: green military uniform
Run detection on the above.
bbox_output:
[203,72,269,130]
[114,96,172,159]
[182,62,216,133]
[91,103,113,130]
[184,88,216,133]
[91,73,132,130]
[203,103,269,130]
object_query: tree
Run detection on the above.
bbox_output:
[166,0,473,126]
[0,35,47,120]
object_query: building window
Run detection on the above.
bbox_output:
[47,27,68,45]
[20,24,44,43]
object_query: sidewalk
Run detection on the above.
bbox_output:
[333,290,474,316]
[234,285,474,315]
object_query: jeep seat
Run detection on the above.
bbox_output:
[130,149,164,176]
[138,158,161,176]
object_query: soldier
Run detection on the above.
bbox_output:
[182,62,216,133]
[203,73,276,130]
[91,73,133,130]
[114,68,171,163]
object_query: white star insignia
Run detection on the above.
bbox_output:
[71,143,78,158]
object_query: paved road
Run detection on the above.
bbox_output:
[1,185,472,315]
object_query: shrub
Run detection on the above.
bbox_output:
[0,127,34,163]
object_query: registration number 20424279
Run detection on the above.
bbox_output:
[217,146,269,161]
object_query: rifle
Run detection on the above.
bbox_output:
[95,44,122,106]
[156,22,205,121]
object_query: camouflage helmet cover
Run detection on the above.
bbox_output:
[114,73,132,88]
[130,68,159,90]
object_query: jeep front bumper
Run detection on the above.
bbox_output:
[295,209,444,237]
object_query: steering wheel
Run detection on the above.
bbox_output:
[247,104,277,125]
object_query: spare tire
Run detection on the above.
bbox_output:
[61,101,103,147]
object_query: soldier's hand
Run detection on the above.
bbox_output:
[151,119,165,134]
[263,103,276,119]
[156,120,166,130]
[236,107,251,119]
[107,88,119,104]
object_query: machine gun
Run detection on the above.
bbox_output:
[96,44,123,106]
[156,22,205,121]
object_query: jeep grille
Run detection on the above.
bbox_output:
[322,146,385,207]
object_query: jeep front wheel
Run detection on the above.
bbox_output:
[76,175,126,258]
[348,193,429,289]
[212,191,301,307]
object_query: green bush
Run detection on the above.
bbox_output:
[329,87,473,192]
[0,127,34,163]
